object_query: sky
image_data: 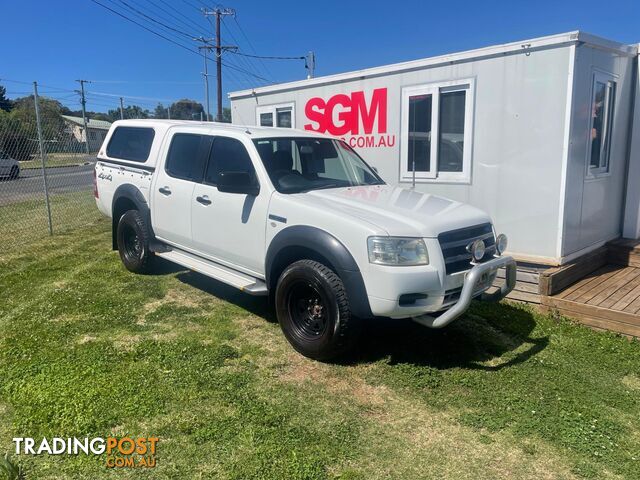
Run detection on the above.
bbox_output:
[1,0,639,114]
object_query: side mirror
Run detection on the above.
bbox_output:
[217,170,260,196]
[372,166,379,173]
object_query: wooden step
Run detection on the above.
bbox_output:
[541,295,640,338]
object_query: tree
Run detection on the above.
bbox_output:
[169,99,204,120]
[221,107,232,123]
[10,95,68,155]
[154,103,169,119]
[92,113,112,122]
[0,109,33,160]
[104,105,150,122]
[0,85,12,112]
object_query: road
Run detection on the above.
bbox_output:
[0,162,95,206]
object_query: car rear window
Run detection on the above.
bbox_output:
[106,127,155,162]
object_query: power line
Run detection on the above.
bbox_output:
[220,17,271,83]
[90,0,201,57]
[148,0,211,38]
[229,51,305,60]
[231,15,274,80]
[116,0,197,39]
[90,0,272,84]
[86,79,202,85]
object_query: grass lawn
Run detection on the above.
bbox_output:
[20,153,92,170]
[0,221,639,479]
[0,190,100,245]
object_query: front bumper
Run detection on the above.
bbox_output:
[412,255,517,329]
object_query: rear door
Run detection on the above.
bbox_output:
[152,131,211,248]
[191,135,269,275]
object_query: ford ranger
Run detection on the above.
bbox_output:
[94,120,516,360]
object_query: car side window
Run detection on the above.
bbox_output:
[205,136,256,185]
[165,133,212,182]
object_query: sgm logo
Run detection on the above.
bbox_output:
[304,88,395,148]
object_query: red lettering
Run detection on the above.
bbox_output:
[325,94,352,136]
[303,88,388,137]
[304,97,326,132]
[351,88,387,134]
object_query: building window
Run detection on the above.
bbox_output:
[256,103,294,128]
[90,131,97,140]
[588,73,616,176]
[400,79,474,183]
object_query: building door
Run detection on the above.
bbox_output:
[577,71,626,250]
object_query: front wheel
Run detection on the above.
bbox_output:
[116,210,155,274]
[275,260,359,361]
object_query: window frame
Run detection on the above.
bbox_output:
[256,102,295,128]
[203,135,259,188]
[586,71,616,178]
[400,78,475,184]
[164,133,212,183]
[105,126,155,163]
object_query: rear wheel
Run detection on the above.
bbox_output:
[116,210,155,274]
[275,260,359,361]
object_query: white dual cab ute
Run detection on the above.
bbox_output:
[94,120,516,360]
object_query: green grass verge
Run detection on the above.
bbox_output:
[0,222,638,479]
[20,154,90,170]
[0,190,100,249]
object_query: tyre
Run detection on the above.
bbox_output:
[10,166,19,180]
[116,210,155,274]
[275,260,359,361]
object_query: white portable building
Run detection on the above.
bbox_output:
[229,31,640,267]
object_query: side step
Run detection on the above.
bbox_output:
[156,248,268,296]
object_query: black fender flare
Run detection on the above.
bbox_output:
[266,225,373,319]
[111,184,153,249]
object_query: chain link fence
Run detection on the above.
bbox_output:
[0,82,104,246]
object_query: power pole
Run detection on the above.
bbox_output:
[203,7,236,122]
[306,51,316,79]
[75,79,91,153]
[119,97,124,120]
[194,37,214,121]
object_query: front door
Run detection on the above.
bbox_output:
[578,71,626,250]
[191,135,268,276]
[152,132,211,248]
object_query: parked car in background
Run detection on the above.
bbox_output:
[0,151,20,180]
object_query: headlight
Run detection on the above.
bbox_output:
[367,237,429,266]
[468,239,486,262]
[495,233,508,255]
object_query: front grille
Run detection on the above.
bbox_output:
[438,223,496,274]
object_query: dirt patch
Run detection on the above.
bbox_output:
[622,374,640,391]
[233,314,579,480]
[279,355,390,408]
[77,334,97,344]
[137,288,204,325]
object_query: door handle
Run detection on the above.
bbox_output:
[158,186,171,196]
[196,195,212,206]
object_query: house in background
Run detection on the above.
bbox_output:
[62,115,112,152]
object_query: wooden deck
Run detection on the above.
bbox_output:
[541,263,640,337]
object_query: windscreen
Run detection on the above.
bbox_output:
[253,137,384,193]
